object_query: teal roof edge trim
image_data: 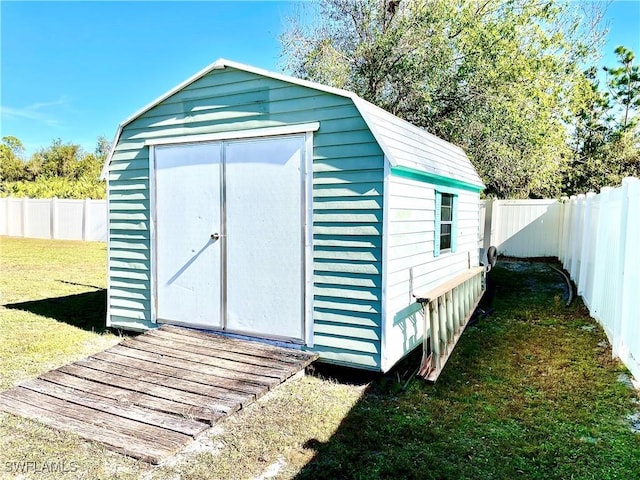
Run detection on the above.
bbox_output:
[390,166,484,193]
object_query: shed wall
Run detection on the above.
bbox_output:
[382,173,480,371]
[108,67,385,369]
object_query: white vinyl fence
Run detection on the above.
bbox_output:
[558,178,640,382]
[481,178,640,381]
[2,185,638,380]
[480,198,564,258]
[0,197,107,241]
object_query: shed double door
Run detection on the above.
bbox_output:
[154,136,306,342]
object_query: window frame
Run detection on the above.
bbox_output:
[434,190,458,257]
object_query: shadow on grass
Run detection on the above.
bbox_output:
[5,289,108,333]
[292,261,640,480]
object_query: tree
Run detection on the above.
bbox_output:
[0,136,26,181]
[281,0,606,198]
[604,46,640,131]
[566,46,640,193]
[95,135,112,159]
[1,136,108,199]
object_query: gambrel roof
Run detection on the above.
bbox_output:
[103,58,484,189]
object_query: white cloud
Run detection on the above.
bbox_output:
[0,96,69,127]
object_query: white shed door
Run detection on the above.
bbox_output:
[154,136,306,342]
[155,143,222,328]
[224,137,305,341]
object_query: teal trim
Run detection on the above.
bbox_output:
[451,194,458,253]
[390,166,484,193]
[434,191,442,257]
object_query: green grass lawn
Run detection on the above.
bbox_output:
[0,237,638,479]
[0,237,120,391]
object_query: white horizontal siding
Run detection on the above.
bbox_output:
[382,174,480,371]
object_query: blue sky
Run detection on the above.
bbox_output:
[1,0,639,158]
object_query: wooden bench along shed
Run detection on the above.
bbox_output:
[101,59,485,373]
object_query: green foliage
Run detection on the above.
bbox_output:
[282,0,606,198]
[0,136,27,182]
[566,46,640,194]
[0,136,108,199]
[604,46,640,131]
[1,176,106,199]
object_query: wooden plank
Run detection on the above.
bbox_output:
[159,325,317,365]
[40,370,221,424]
[0,391,171,464]
[20,378,207,438]
[57,363,237,415]
[431,300,441,372]
[145,328,303,371]
[120,339,284,387]
[131,333,292,380]
[158,325,317,365]
[0,388,189,454]
[69,358,241,412]
[424,291,485,383]
[91,350,250,403]
[76,355,245,410]
[413,266,484,302]
[418,301,432,378]
[108,342,266,397]
[446,290,454,346]
[438,295,446,357]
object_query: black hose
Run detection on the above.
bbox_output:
[549,265,574,307]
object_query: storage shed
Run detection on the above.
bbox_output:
[102,59,485,373]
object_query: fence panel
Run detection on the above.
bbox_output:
[56,200,85,240]
[620,179,640,378]
[485,199,562,258]
[556,179,639,381]
[86,200,108,241]
[6,198,24,237]
[25,198,52,239]
[0,197,107,241]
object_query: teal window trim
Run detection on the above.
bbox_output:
[434,190,458,257]
[390,165,484,193]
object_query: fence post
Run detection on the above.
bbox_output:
[612,179,632,358]
[1,198,7,235]
[482,197,493,262]
[82,198,90,241]
[21,197,29,237]
[591,187,613,322]
[50,197,58,240]
[620,177,640,381]
[578,192,596,297]
[571,194,586,280]
[492,199,502,252]
[563,196,575,270]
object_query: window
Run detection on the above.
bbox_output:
[434,191,457,256]
[440,193,453,250]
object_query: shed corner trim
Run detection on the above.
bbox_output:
[390,166,484,193]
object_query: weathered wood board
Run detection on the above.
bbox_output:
[0,326,317,464]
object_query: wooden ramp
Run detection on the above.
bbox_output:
[0,325,317,464]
